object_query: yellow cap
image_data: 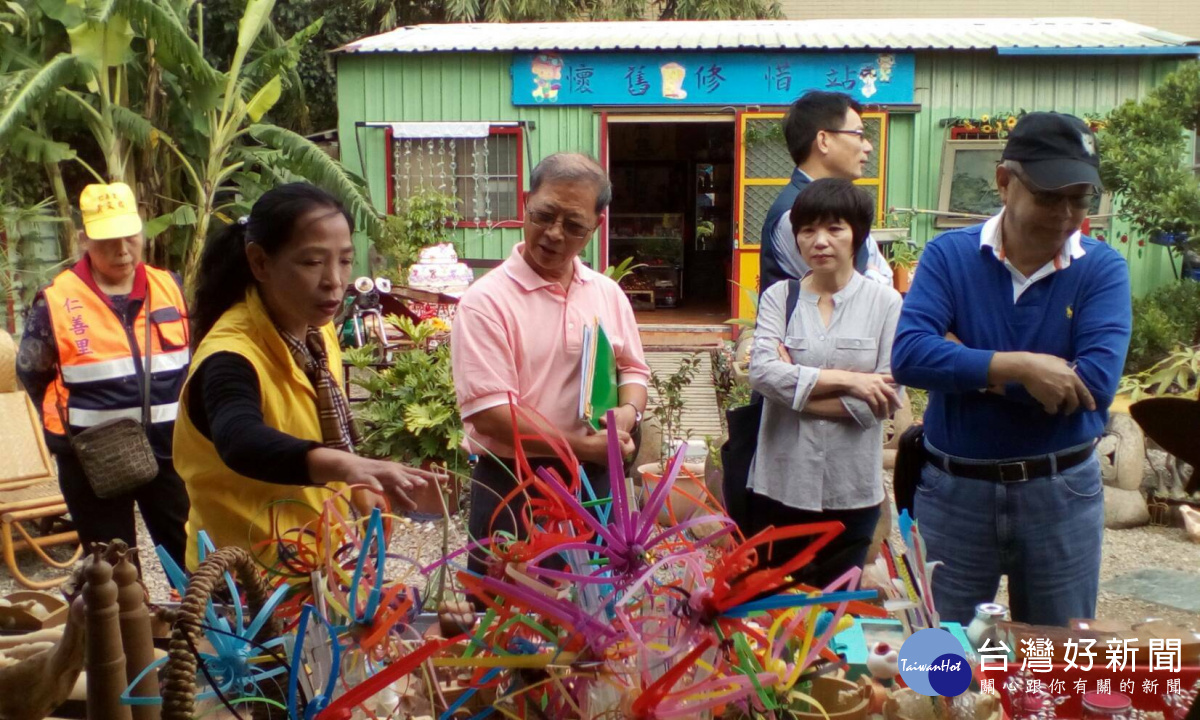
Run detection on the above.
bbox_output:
[79,182,142,240]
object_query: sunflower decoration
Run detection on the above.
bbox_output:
[944,110,1027,137]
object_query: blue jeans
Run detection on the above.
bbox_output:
[913,446,1104,627]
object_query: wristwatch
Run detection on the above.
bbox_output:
[622,402,643,427]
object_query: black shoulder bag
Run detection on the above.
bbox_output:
[721,279,799,530]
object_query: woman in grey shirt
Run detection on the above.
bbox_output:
[747,178,904,587]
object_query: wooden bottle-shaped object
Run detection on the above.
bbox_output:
[84,546,133,720]
[114,548,160,720]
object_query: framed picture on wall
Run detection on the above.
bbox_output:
[936,138,1113,230]
[936,139,1006,228]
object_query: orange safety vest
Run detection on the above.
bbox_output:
[41,260,190,456]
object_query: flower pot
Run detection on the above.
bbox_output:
[893,264,916,294]
[637,460,715,527]
[793,676,871,720]
[409,460,461,521]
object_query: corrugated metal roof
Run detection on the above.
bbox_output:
[337,17,1199,55]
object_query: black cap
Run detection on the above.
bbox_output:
[1001,112,1102,191]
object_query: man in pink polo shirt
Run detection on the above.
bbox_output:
[451,152,651,578]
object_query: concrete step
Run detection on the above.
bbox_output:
[639,324,730,349]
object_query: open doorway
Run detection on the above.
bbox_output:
[607,119,735,325]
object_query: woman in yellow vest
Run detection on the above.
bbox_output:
[175,183,431,571]
[17,182,191,566]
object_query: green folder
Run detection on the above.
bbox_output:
[582,320,620,431]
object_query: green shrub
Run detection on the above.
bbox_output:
[1126,280,1200,373]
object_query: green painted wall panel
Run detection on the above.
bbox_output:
[338,50,1184,293]
[895,53,1182,297]
[338,52,602,268]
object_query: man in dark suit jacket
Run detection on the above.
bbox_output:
[759,90,893,293]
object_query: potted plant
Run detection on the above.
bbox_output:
[349,316,468,517]
[872,210,913,245]
[637,354,710,525]
[375,190,461,283]
[603,256,646,284]
[725,282,758,382]
[889,241,922,294]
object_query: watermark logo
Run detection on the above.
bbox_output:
[898,628,973,697]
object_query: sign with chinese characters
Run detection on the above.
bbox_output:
[977,636,1200,717]
[64,297,92,356]
[512,52,915,106]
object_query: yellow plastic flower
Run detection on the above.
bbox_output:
[1007,116,1017,128]
[980,114,990,123]
[981,124,993,134]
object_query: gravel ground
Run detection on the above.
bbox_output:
[879,468,1200,630]
[3,481,1198,631]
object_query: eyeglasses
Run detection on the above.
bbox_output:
[1010,170,1098,210]
[823,128,867,142]
[527,208,594,240]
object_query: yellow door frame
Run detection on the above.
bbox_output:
[732,110,888,321]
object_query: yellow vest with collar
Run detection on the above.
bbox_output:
[173,287,347,572]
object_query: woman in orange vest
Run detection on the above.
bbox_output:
[17,182,190,566]
[174,183,432,570]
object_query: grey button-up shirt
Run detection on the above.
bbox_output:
[747,272,903,511]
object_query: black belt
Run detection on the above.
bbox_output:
[927,444,1094,483]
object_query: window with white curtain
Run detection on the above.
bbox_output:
[390,129,522,225]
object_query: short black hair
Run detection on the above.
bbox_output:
[783,90,864,166]
[788,178,874,256]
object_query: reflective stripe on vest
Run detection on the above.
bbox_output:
[68,402,180,427]
[59,349,191,384]
[41,265,190,437]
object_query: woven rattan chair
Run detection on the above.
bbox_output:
[0,330,82,589]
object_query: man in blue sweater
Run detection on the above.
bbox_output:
[892,112,1132,627]
[759,91,893,293]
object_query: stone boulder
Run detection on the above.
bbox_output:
[1098,413,1146,491]
[633,416,663,472]
[1104,486,1150,529]
[704,435,727,505]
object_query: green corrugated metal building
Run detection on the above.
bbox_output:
[335,18,1199,321]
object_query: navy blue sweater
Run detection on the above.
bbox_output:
[891,224,1132,460]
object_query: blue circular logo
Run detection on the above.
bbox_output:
[898,628,972,697]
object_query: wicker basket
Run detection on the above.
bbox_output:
[161,547,286,720]
[0,330,16,394]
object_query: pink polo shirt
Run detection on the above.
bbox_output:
[451,243,651,458]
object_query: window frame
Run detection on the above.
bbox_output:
[858,110,888,225]
[936,137,1112,230]
[385,125,525,229]
[935,138,1007,229]
[1193,132,1200,178]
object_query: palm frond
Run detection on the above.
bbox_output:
[0,54,77,138]
[83,0,118,23]
[225,0,276,95]
[244,17,323,82]
[111,0,223,91]
[248,123,382,237]
[7,125,76,163]
[110,104,155,146]
[443,0,479,22]
[244,74,281,122]
[0,38,41,73]
[244,19,313,131]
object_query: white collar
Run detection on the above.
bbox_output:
[979,210,1086,268]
